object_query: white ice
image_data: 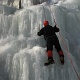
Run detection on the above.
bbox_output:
[0,0,80,80]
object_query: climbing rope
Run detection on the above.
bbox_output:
[41,5,46,20]
[48,5,80,80]
[48,5,57,27]
[59,33,80,80]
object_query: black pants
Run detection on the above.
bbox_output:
[46,36,61,52]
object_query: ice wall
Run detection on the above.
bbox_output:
[1,0,80,9]
[0,2,80,80]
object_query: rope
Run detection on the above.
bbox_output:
[66,51,80,80]
[48,5,80,80]
[59,33,80,80]
[41,5,46,20]
[48,5,57,26]
[59,32,68,51]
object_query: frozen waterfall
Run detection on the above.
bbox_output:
[0,1,80,80]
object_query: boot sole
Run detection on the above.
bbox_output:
[44,61,55,66]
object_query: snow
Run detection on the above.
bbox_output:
[0,0,80,80]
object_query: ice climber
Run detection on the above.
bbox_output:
[37,20,64,66]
